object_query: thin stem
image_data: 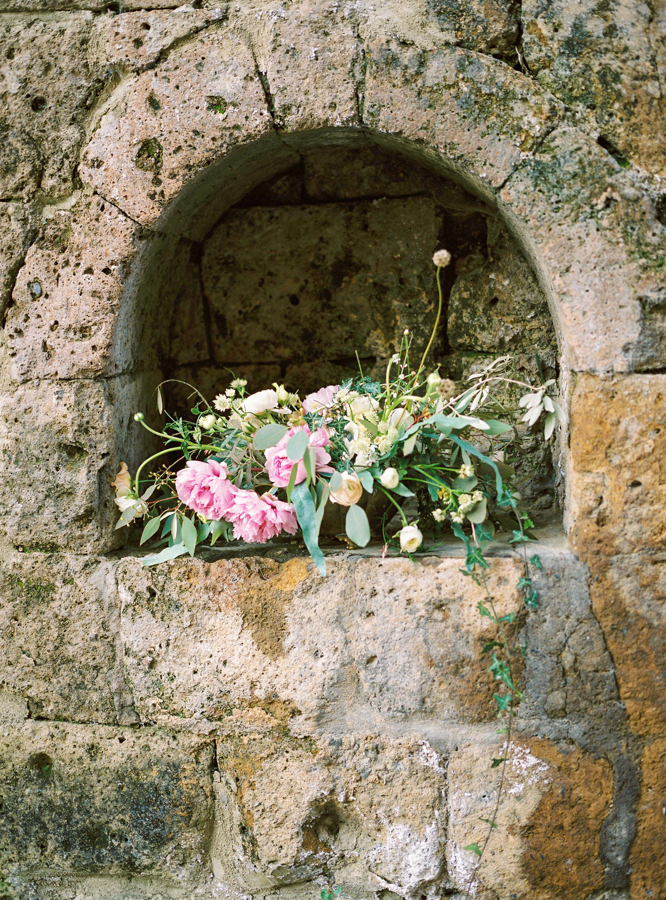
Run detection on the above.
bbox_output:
[134,447,183,490]
[377,485,409,526]
[416,266,444,380]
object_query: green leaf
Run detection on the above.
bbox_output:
[530,553,543,570]
[345,503,371,548]
[466,497,488,524]
[303,446,316,486]
[329,470,343,492]
[431,413,489,431]
[479,817,498,828]
[142,542,188,566]
[197,521,211,542]
[315,483,331,530]
[115,505,138,529]
[390,482,415,497]
[161,513,174,538]
[452,475,477,491]
[254,423,288,451]
[464,843,482,857]
[477,601,493,619]
[490,758,504,768]
[140,516,162,545]
[287,429,309,461]
[449,435,503,495]
[210,519,227,546]
[356,469,374,493]
[483,419,513,435]
[291,481,326,575]
[360,417,379,437]
[140,483,157,501]
[181,516,198,556]
[286,457,300,502]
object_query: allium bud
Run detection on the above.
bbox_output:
[432,249,452,268]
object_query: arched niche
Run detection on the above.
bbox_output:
[122,127,561,527]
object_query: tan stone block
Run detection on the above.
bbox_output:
[522,0,666,176]
[0,127,42,199]
[588,555,666,737]
[202,197,440,369]
[117,555,523,732]
[630,738,666,900]
[0,554,120,724]
[0,720,214,880]
[499,128,665,374]
[5,194,139,382]
[0,13,97,198]
[0,375,160,552]
[212,732,447,895]
[248,2,362,131]
[569,374,666,557]
[91,7,225,72]
[80,25,273,226]
[362,38,561,189]
[447,736,612,898]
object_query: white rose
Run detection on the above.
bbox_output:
[243,389,279,415]
[388,407,415,431]
[199,414,217,430]
[399,525,423,553]
[380,467,400,489]
[350,395,378,419]
[329,473,363,507]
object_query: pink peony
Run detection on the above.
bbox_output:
[175,459,237,520]
[264,425,332,488]
[303,384,339,413]
[228,490,298,543]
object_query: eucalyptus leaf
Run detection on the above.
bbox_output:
[210,519,227,546]
[142,542,188,567]
[140,516,161,544]
[345,503,371,547]
[181,516,198,556]
[449,434,503,495]
[115,505,137,529]
[303,446,316,486]
[483,419,513,435]
[291,481,326,575]
[389,482,415,498]
[356,469,374,493]
[466,497,488,524]
[329,471,343,492]
[287,429,309,461]
[315,484,331,530]
[140,483,157,501]
[452,475,478,491]
[254,423,288,451]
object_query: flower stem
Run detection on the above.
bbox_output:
[416,265,444,381]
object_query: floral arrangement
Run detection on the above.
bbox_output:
[114,249,564,575]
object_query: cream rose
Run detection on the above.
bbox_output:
[112,462,132,498]
[243,389,279,415]
[380,467,400,489]
[399,524,423,553]
[329,473,363,506]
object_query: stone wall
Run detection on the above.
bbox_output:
[0,2,665,900]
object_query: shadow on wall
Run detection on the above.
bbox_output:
[126,129,561,519]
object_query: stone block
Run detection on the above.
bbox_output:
[248,2,362,132]
[448,219,557,358]
[629,738,666,900]
[588,554,666,738]
[5,194,141,382]
[0,13,98,198]
[446,736,612,898]
[0,201,37,318]
[569,374,666,557]
[303,144,431,201]
[522,0,666,176]
[499,127,665,373]
[0,375,160,553]
[0,554,122,724]
[0,721,214,882]
[201,197,440,371]
[211,732,448,896]
[79,26,273,226]
[426,0,519,58]
[116,555,526,733]
[362,39,561,189]
[91,7,226,73]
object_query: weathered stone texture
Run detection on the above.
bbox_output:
[0,201,37,318]
[629,738,666,900]
[426,0,520,58]
[0,721,214,883]
[569,374,666,557]
[522,0,666,176]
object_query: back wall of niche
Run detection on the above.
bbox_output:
[157,144,559,520]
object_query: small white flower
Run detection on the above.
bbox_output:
[399,525,423,553]
[472,490,484,503]
[432,249,452,268]
[214,394,231,412]
[427,371,442,388]
[199,414,217,430]
[458,463,475,479]
[230,378,247,390]
[451,512,464,524]
[273,383,291,405]
[433,509,446,522]
[380,467,400,489]
[243,389,279,415]
[225,388,235,397]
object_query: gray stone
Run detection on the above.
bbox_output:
[0,201,37,318]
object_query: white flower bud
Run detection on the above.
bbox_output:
[399,525,423,553]
[432,249,452,268]
[380,467,400,489]
[199,414,217,430]
[427,371,442,387]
